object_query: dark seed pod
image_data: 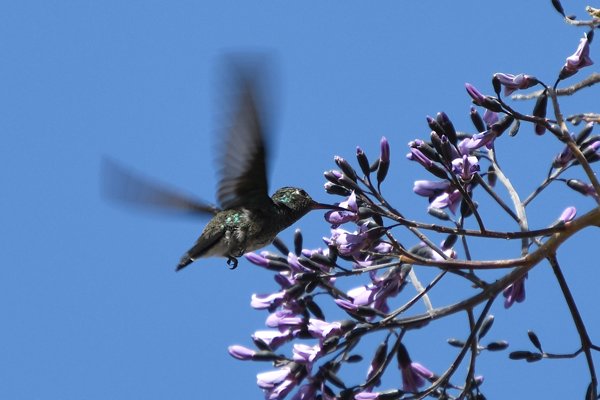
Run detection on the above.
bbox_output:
[427,115,446,137]
[487,165,497,187]
[509,350,534,360]
[526,352,543,363]
[346,354,363,363]
[566,179,593,196]
[528,330,543,352]
[486,340,509,351]
[482,96,503,113]
[533,91,548,135]
[305,296,325,320]
[551,0,565,16]
[492,74,501,96]
[478,315,495,339]
[324,170,343,184]
[376,160,390,188]
[509,118,520,136]
[356,146,371,177]
[447,338,465,348]
[252,350,280,361]
[436,112,458,145]
[335,156,358,182]
[294,228,303,256]
[575,122,594,145]
[272,237,290,255]
[442,233,458,249]
[428,207,450,221]
[490,114,515,137]
[325,182,352,196]
[470,107,486,133]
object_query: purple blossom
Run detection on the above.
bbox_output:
[342,266,407,316]
[503,275,527,308]
[493,73,538,96]
[558,206,577,222]
[228,345,256,360]
[483,110,499,127]
[334,298,362,312]
[413,180,451,197]
[561,33,594,78]
[407,147,434,168]
[257,366,298,400]
[429,189,462,214]
[325,191,358,226]
[465,83,486,105]
[307,319,342,339]
[458,130,497,155]
[251,291,287,310]
[292,343,321,364]
[252,329,294,350]
[401,362,435,393]
[325,223,382,258]
[245,252,269,267]
[451,155,480,182]
[266,310,304,330]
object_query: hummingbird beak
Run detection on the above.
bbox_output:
[310,201,348,211]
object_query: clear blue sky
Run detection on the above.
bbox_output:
[2,1,598,399]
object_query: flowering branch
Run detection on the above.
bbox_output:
[227,3,600,398]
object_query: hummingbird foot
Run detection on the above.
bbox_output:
[226,256,239,269]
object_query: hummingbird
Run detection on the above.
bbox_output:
[103,67,343,271]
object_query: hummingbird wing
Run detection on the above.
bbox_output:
[101,158,220,216]
[216,74,272,210]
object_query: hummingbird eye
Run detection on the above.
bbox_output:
[298,189,308,197]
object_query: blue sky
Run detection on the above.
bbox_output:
[2,1,599,399]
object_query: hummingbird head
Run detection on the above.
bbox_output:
[272,187,346,215]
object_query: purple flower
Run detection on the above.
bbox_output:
[251,291,286,310]
[465,83,486,105]
[483,110,499,127]
[307,319,342,339]
[561,33,594,79]
[228,345,256,360]
[257,366,298,400]
[245,252,269,267]
[325,191,358,226]
[252,329,294,350]
[429,189,462,214]
[413,180,451,197]
[407,147,434,168]
[451,155,480,182]
[325,223,382,257]
[558,206,577,222]
[493,73,538,96]
[401,362,434,393]
[266,310,304,330]
[503,276,527,308]
[292,343,321,364]
[458,130,497,154]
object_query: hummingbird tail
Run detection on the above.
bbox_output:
[176,255,194,272]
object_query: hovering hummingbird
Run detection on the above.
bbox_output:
[103,67,343,271]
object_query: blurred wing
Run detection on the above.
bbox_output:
[217,75,271,210]
[101,158,219,216]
